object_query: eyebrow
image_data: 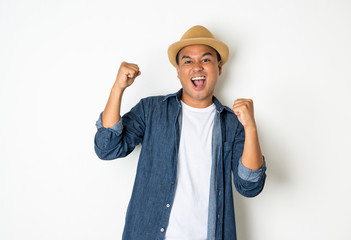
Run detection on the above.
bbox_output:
[201,52,213,58]
[181,52,213,60]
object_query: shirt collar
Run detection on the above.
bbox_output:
[162,89,233,114]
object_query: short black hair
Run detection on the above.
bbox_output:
[176,49,222,66]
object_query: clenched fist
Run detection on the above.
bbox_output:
[232,98,256,129]
[113,61,141,91]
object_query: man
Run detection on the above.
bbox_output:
[94,25,266,240]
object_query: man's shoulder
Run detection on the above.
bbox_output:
[139,91,180,105]
[130,92,180,115]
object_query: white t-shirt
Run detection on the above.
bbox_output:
[165,101,216,240]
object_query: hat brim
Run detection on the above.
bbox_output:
[168,38,229,67]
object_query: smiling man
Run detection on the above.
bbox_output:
[176,45,221,108]
[94,25,266,240]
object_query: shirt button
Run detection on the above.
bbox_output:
[160,228,165,232]
[166,204,170,208]
[171,181,175,185]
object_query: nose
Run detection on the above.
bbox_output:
[193,61,204,71]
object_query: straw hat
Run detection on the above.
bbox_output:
[168,25,229,67]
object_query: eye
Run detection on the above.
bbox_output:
[184,60,192,64]
[202,58,210,63]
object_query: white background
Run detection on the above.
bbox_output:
[1,0,351,239]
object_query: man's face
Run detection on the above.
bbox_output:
[176,44,222,108]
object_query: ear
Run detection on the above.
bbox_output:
[218,61,223,76]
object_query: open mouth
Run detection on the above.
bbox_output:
[191,76,206,88]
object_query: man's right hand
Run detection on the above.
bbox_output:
[113,61,141,91]
[101,62,141,128]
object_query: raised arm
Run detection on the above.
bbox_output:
[102,61,141,128]
[232,98,264,170]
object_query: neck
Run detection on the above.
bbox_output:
[181,95,213,108]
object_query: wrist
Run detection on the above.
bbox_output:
[111,85,126,95]
[243,124,257,133]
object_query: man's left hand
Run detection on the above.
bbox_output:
[232,99,256,129]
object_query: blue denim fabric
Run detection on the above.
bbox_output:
[94,89,266,240]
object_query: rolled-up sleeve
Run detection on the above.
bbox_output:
[95,112,123,134]
[94,100,146,160]
[238,156,266,182]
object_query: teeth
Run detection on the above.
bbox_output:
[191,77,205,81]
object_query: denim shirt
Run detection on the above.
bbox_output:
[94,89,266,240]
